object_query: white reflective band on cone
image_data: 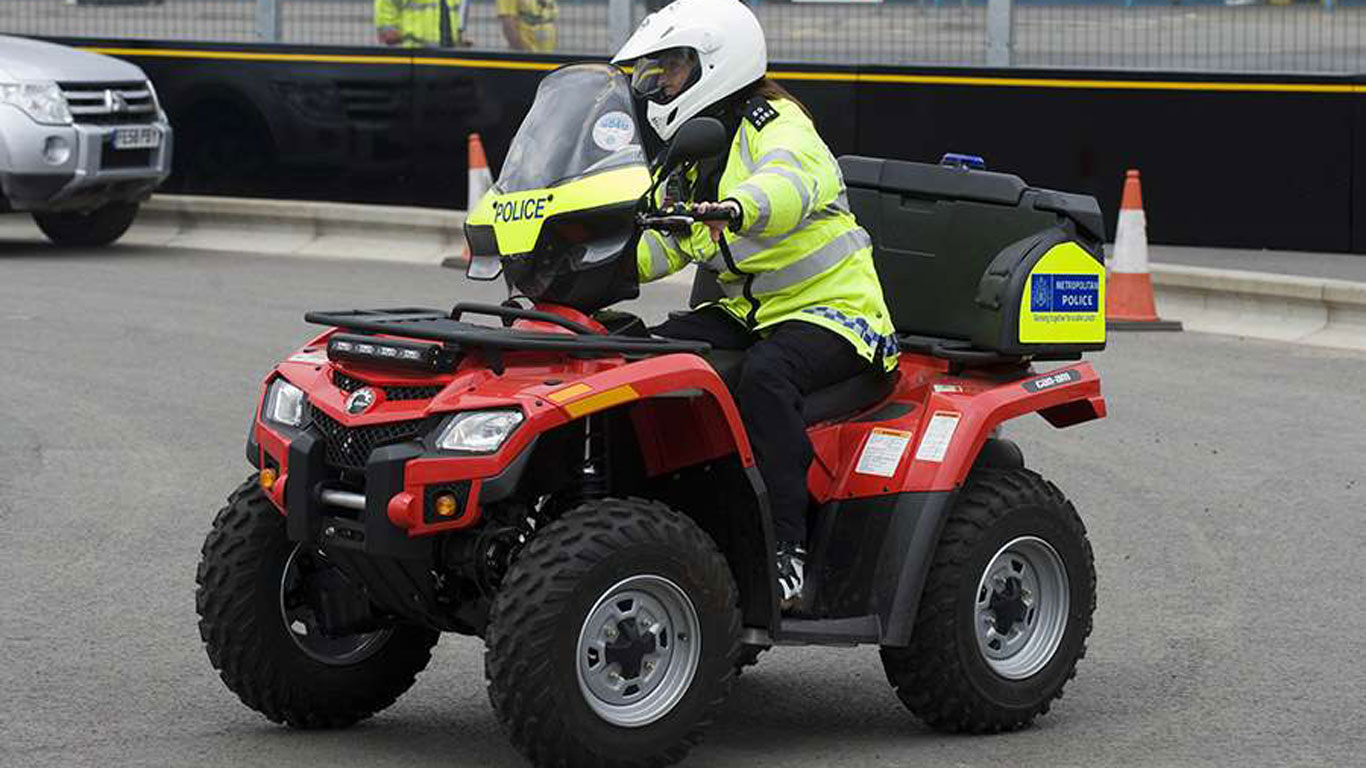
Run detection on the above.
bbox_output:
[1111,209,1148,275]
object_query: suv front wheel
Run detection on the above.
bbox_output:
[33,201,140,247]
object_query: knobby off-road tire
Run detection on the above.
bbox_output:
[880,468,1096,734]
[486,497,741,768]
[196,476,439,729]
[33,202,139,247]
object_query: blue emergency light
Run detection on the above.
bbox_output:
[939,153,987,171]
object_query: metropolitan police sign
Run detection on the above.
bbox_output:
[1031,274,1100,313]
[1018,242,1107,344]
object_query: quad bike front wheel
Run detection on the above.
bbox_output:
[485,497,741,768]
[195,476,439,728]
[880,467,1096,733]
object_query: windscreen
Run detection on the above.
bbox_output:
[496,64,646,195]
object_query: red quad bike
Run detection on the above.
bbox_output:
[196,64,1108,767]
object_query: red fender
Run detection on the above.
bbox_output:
[809,361,1105,500]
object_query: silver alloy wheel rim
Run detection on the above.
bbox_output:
[575,575,701,728]
[279,545,393,666]
[973,536,1070,680]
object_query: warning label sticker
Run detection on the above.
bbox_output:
[854,428,914,478]
[914,412,961,463]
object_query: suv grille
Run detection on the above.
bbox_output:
[101,149,153,170]
[333,371,443,401]
[60,82,158,126]
[309,405,425,471]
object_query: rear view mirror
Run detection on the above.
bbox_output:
[466,253,503,281]
[657,117,728,175]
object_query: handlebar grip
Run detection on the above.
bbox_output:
[693,208,738,223]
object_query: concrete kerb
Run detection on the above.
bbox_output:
[131,195,467,264]
[7,194,1362,350]
[1152,264,1366,351]
[125,195,703,287]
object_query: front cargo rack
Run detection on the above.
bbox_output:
[305,305,710,373]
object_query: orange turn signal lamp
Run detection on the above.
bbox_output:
[434,493,459,518]
[259,468,278,491]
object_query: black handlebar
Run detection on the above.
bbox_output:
[693,208,739,222]
[638,205,739,232]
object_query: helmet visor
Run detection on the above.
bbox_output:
[631,48,701,105]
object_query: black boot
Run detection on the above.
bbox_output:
[775,541,807,613]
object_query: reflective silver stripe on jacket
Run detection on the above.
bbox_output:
[642,231,671,280]
[739,126,756,171]
[756,148,802,170]
[725,199,852,264]
[735,181,773,234]
[761,165,813,222]
[718,228,872,298]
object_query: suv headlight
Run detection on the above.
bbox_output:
[0,81,72,126]
[264,379,307,428]
[435,410,523,453]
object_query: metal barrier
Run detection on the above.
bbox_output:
[2,0,1363,72]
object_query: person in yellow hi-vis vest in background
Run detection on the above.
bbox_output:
[375,0,464,48]
[497,0,558,53]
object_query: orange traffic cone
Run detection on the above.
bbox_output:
[446,133,496,269]
[1107,169,1182,331]
[467,133,493,211]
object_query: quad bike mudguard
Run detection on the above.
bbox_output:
[249,307,761,548]
[797,357,1104,646]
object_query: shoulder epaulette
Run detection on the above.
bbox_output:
[741,96,779,132]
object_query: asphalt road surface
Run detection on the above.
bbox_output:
[2,240,1364,767]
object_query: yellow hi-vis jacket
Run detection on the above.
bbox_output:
[637,97,899,371]
[375,0,462,47]
[496,0,559,53]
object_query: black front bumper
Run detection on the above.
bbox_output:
[283,431,438,559]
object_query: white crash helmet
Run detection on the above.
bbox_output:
[611,0,767,142]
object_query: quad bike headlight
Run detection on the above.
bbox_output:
[264,378,307,428]
[435,410,523,453]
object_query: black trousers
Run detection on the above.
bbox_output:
[652,307,869,544]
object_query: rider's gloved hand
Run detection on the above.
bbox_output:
[693,199,742,243]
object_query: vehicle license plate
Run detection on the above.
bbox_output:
[113,127,161,150]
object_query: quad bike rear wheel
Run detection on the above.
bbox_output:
[195,476,439,728]
[485,497,741,768]
[880,467,1096,733]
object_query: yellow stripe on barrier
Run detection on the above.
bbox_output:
[82,47,414,65]
[78,46,1365,95]
[413,57,560,71]
[82,46,558,71]
[841,72,1360,94]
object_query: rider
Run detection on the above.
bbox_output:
[613,0,898,612]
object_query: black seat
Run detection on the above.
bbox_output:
[702,349,898,427]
